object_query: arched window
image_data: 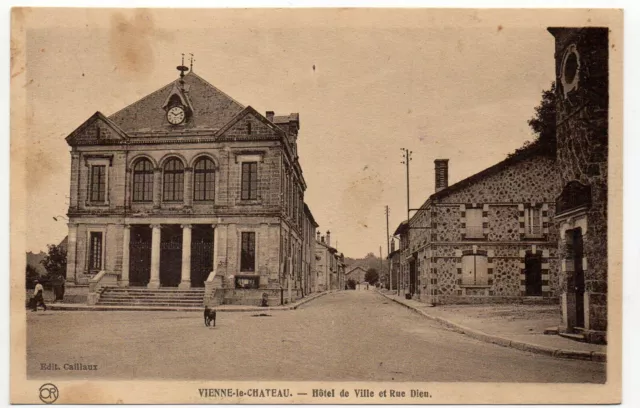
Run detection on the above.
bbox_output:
[193,157,215,201]
[132,158,154,202]
[163,158,184,202]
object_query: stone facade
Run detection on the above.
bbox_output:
[549,27,609,339]
[396,148,561,304]
[64,69,318,305]
[345,266,367,284]
[314,232,343,291]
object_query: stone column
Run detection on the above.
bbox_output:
[124,169,132,209]
[65,223,78,284]
[153,168,162,209]
[184,167,193,208]
[148,224,162,288]
[179,224,192,288]
[69,152,80,210]
[120,225,131,287]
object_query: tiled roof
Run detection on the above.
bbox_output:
[108,72,245,133]
[273,113,299,124]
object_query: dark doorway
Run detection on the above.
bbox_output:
[129,225,151,286]
[409,257,417,295]
[572,229,585,328]
[160,225,182,287]
[524,252,543,296]
[191,225,213,287]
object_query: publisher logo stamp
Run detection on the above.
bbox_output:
[39,383,58,404]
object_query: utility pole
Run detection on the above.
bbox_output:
[385,205,391,291]
[401,148,412,297]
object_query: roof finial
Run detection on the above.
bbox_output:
[189,53,195,72]
[177,53,189,81]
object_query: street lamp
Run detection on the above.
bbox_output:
[53,215,68,222]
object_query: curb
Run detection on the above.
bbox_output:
[378,291,606,363]
[46,291,332,313]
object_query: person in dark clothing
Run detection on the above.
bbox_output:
[32,280,46,311]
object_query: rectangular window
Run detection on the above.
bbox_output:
[465,208,483,238]
[241,162,258,200]
[89,231,103,271]
[525,207,542,236]
[461,254,488,285]
[240,232,256,272]
[90,165,106,202]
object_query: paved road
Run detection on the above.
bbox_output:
[27,290,605,382]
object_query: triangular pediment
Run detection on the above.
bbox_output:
[216,106,284,140]
[65,112,128,146]
[108,72,245,133]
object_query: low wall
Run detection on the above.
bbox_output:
[220,288,304,306]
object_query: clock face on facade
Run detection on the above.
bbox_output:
[167,106,186,125]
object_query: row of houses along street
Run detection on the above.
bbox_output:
[387,27,609,345]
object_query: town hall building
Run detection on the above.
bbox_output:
[64,64,319,306]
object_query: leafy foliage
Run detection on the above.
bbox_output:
[40,243,67,279]
[509,82,557,158]
[26,264,39,289]
[347,279,357,290]
[365,268,379,285]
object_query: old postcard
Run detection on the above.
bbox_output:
[10,7,622,405]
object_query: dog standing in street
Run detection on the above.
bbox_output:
[204,306,217,327]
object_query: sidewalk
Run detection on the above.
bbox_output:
[46,291,332,313]
[378,290,606,362]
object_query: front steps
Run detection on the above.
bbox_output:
[96,287,205,308]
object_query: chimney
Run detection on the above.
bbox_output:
[316,230,321,241]
[434,159,449,193]
[266,111,274,122]
[321,235,325,243]
[326,230,331,246]
[390,239,396,253]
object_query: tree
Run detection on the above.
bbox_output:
[365,268,379,285]
[510,82,557,157]
[347,279,357,290]
[26,264,39,289]
[40,243,67,280]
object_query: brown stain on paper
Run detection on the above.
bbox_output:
[109,10,157,78]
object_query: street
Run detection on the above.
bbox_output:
[27,290,605,382]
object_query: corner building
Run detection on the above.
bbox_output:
[64,69,314,305]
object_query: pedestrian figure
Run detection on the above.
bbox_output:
[32,279,46,312]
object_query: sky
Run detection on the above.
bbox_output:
[18,8,557,258]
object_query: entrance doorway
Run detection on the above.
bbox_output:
[160,225,182,287]
[565,227,586,329]
[129,225,151,286]
[409,257,417,295]
[524,252,543,296]
[572,228,585,328]
[190,225,213,287]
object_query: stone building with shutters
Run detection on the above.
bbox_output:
[64,66,317,305]
[548,27,609,343]
[396,145,561,304]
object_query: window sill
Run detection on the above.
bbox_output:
[236,200,263,206]
[459,284,491,289]
[85,201,110,207]
[523,234,545,240]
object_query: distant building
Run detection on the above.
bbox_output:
[387,238,402,291]
[548,27,609,343]
[314,231,342,292]
[397,147,561,304]
[302,204,319,296]
[344,266,367,284]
